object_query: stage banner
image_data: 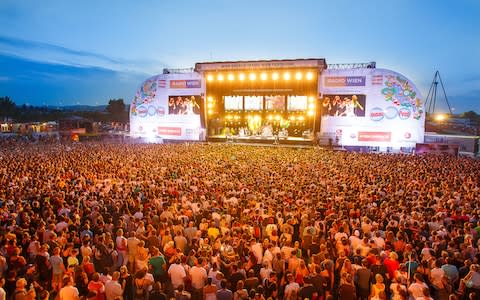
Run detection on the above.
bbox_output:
[319,68,425,149]
[130,73,205,141]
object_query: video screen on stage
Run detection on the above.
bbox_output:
[244,96,264,110]
[265,95,286,110]
[287,96,308,111]
[321,94,366,117]
[224,96,243,110]
[168,95,201,115]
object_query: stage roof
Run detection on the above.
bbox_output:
[195,58,327,72]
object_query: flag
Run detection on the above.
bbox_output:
[371,75,383,85]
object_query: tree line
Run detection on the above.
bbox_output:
[0,97,129,123]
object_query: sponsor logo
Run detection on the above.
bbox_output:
[335,129,343,136]
[358,131,392,142]
[170,80,201,89]
[324,76,366,87]
[384,106,398,119]
[158,127,182,136]
[371,74,383,85]
[136,105,166,118]
[404,132,412,139]
[370,107,384,121]
[398,108,411,120]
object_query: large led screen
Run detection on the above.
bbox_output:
[244,96,263,110]
[168,95,201,115]
[224,96,243,110]
[265,95,286,110]
[287,96,308,111]
[322,94,366,117]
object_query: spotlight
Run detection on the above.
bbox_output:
[208,109,213,115]
[308,103,315,110]
[228,74,234,81]
[295,72,302,80]
[272,72,279,80]
[308,96,315,103]
[207,103,213,109]
[275,115,281,120]
[217,74,224,81]
[283,72,291,80]
[260,73,267,81]
[268,115,273,120]
[207,74,214,82]
[238,73,245,81]
[249,73,256,81]
[306,72,314,80]
[307,110,314,116]
[207,96,213,102]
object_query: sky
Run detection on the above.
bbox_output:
[0,0,479,113]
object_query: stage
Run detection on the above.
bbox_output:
[208,134,315,146]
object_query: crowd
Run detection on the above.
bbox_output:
[0,141,479,300]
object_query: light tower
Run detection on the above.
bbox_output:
[425,71,452,115]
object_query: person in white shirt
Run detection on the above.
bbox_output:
[250,239,263,266]
[168,258,187,289]
[284,273,300,300]
[372,231,385,250]
[408,273,429,300]
[59,276,79,300]
[105,272,123,300]
[115,229,128,268]
[190,258,208,299]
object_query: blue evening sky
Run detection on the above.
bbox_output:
[0,0,479,113]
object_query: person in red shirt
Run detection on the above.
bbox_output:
[383,252,400,280]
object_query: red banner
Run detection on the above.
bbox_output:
[358,131,391,142]
[158,127,182,136]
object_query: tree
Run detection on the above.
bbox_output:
[0,96,16,120]
[462,111,480,124]
[106,98,127,122]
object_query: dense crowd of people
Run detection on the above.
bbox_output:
[0,141,480,300]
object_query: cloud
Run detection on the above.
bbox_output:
[0,53,146,106]
[0,35,167,75]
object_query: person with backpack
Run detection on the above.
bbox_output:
[13,278,35,300]
[134,269,152,300]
